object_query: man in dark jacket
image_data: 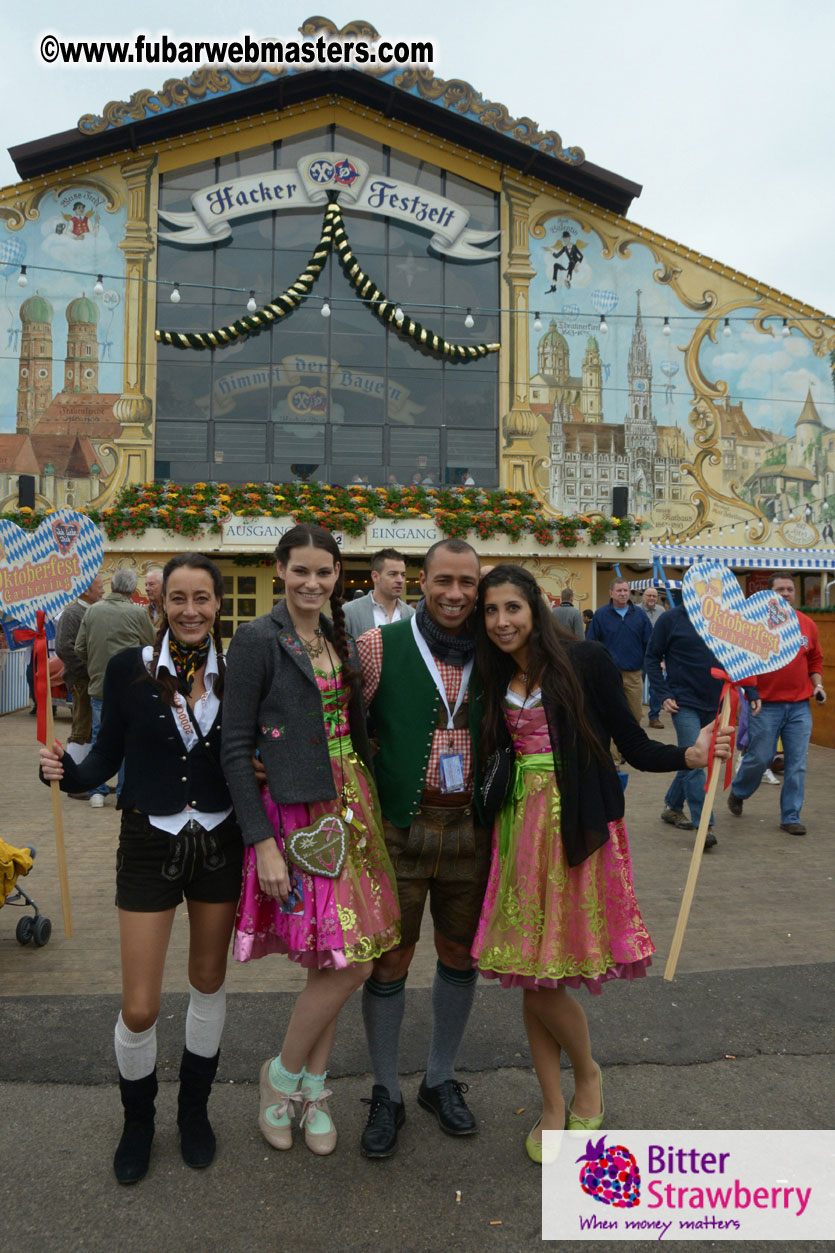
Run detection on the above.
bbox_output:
[645,605,760,848]
[586,579,651,725]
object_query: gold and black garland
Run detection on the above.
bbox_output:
[155,201,499,361]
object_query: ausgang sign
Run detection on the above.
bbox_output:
[222,517,344,547]
[157,152,499,261]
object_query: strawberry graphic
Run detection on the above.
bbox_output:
[577,1136,641,1208]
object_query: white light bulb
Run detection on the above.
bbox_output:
[781,318,790,337]
[722,318,731,338]
[94,275,104,296]
[464,308,474,329]
[247,292,257,313]
[533,312,542,332]
[321,298,331,318]
[17,266,28,288]
[599,315,608,334]
[394,304,405,324]
[662,317,671,336]
[170,283,181,304]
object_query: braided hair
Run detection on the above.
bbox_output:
[275,524,358,682]
[145,554,225,705]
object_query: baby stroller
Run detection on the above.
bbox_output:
[1,838,52,947]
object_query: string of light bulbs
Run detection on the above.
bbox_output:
[9,259,828,338]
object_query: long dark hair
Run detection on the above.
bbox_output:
[474,564,607,766]
[147,554,225,706]
[275,524,356,680]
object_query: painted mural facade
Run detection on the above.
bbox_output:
[0,185,127,506]
[501,200,834,551]
[0,19,833,563]
[0,156,156,514]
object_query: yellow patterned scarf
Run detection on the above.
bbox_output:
[167,635,211,696]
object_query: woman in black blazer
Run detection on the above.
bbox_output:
[39,554,242,1184]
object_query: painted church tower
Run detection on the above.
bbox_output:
[624,291,657,504]
[16,291,54,433]
[63,293,99,393]
[538,320,570,381]
[580,335,602,422]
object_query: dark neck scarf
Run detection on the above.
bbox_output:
[415,597,475,667]
[167,635,211,696]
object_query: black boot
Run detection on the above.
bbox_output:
[114,1070,157,1184]
[177,1048,220,1169]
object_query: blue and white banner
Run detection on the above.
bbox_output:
[157,152,499,260]
[652,544,835,572]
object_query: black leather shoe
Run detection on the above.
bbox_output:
[360,1084,405,1158]
[704,827,718,850]
[727,792,743,817]
[417,1078,477,1136]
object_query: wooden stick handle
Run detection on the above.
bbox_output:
[44,693,73,937]
[663,689,732,981]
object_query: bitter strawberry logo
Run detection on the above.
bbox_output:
[577,1135,641,1208]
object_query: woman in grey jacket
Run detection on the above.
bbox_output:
[222,525,399,1156]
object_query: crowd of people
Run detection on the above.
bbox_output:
[37,536,822,1185]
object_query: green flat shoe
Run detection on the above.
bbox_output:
[525,1115,562,1164]
[566,1065,604,1133]
[525,1116,544,1163]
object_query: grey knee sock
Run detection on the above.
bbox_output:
[362,975,406,1103]
[425,961,477,1087]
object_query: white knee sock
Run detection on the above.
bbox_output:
[185,982,227,1058]
[114,1012,157,1080]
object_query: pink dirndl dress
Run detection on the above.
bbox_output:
[233,669,400,968]
[470,694,654,995]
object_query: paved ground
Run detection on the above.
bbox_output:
[1,703,833,1251]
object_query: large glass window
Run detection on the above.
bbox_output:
[156,126,499,486]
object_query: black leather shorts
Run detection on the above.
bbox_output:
[116,811,243,912]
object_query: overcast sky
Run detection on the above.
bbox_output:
[2,0,832,315]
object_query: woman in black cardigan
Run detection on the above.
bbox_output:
[470,565,731,1161]
[39,554,241,1184]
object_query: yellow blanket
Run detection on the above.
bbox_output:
[0,837,34,903]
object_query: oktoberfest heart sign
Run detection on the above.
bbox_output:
[0,509,104,628]
[682,560,802,681]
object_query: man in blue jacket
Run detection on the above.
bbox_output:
[645,605,760,849]
[587,578,651,726]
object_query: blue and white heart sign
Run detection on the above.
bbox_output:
[0,509,104,628]
[682,561,802,682]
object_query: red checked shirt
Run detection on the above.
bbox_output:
[356,627,474,793]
